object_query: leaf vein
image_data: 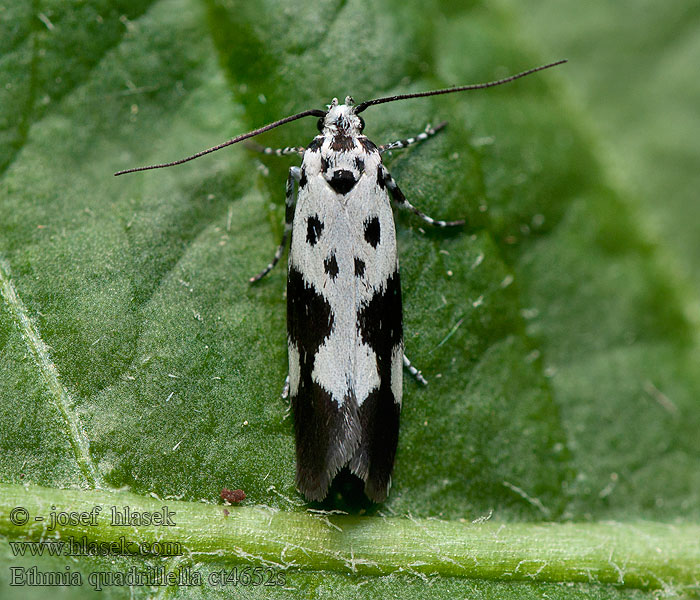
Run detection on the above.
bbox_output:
[0,257,101,488]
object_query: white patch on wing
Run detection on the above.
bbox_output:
[390,343,403,406]
[354,341,380,406]
[312,333,353,405]
[288,342,301,397]
[289,134,399,412]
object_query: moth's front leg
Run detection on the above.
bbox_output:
[249,166,301,283]
[379,164,465,228]
[378,122,447,153]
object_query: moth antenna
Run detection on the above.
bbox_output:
[114,108,326,176]
[354,60,567,113]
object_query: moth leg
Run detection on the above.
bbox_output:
[378,122,447,153]
[246,141,305,157]
[403,353,428,385]
[249,166,300,283]
[380,165,465,227]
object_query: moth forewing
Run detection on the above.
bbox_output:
[287,114,402,501]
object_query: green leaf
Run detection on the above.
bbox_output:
[1,0,698,598]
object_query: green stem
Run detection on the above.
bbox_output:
[1,484,698,590]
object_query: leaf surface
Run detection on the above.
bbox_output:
[1,0,698,597]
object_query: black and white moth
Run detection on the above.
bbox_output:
[116,60,565,503]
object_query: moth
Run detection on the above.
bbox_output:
[116,60,565,502]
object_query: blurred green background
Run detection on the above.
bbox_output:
[508,0,700,312]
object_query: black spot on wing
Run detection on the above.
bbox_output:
[306,215,323,246]
[324,253,339,279]
[307,137,323,152]
[299,169,308,189]
[287,266,333,362]
[359,137,378,153]
[328,169,358,195]
[353,271,403,502]
[351,384,401,502]
[288,266,361,502]
[354,257,365,277]
[364,216,381,248]
[354,156,365,173]
[320,156,330,173]
[358,271,402,361]
[293,386,360,502]
[376,167,386,190]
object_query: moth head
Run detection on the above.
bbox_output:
[317,96,365,136]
